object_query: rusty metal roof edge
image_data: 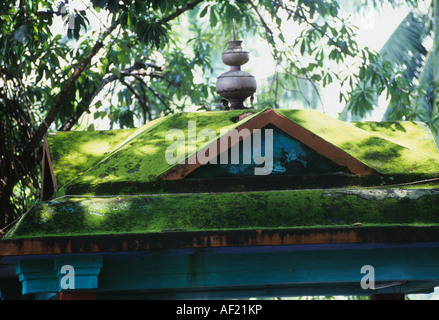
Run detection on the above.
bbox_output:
[2,225,439,257]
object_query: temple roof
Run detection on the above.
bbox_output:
[46,108,439,197]
[4,107,439,240]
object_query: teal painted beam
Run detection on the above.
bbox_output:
[12,243,439,298]
[97,244,439,297]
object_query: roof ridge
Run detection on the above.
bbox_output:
[93,115,172,166]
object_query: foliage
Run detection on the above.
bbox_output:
[340,0,439,144]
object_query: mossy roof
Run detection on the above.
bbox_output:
[48,108,439,198]
[5,188,439,239]
[277,109,439,175]
[5,108,439,240]
[50,109,263,197]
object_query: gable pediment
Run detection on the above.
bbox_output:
[160,108,376,180]
[187,124,351,178]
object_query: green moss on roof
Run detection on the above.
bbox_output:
[51,109,261,197]
[48,108,439,198]
[353,121,439,159]
[5,188,439,239]
[277,109,439,175]
[48,128,137,187]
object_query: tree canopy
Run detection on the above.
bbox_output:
[340,0,439,133]
[0,0,435,232]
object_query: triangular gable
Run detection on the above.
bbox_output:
[160,109,376,180]
[188,124,351,178]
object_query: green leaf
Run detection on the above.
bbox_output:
[94,100,103,109]
[199,5,209,18]
[210,9,218,28]
[108,0,119,13]
[110,68,120,77]
[92,0,107,9]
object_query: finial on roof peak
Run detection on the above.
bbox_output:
[215,20,257,110]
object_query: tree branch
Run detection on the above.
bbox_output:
[58,62,156,131]
[248,0,323,108]
[23,19,120,156]
[118,77,151,119]
[124,72,170,110]
[247,0,276,53]
[159,0,205,23]
[46,0,203,133]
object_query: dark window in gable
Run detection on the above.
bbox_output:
[187,124,349,178]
